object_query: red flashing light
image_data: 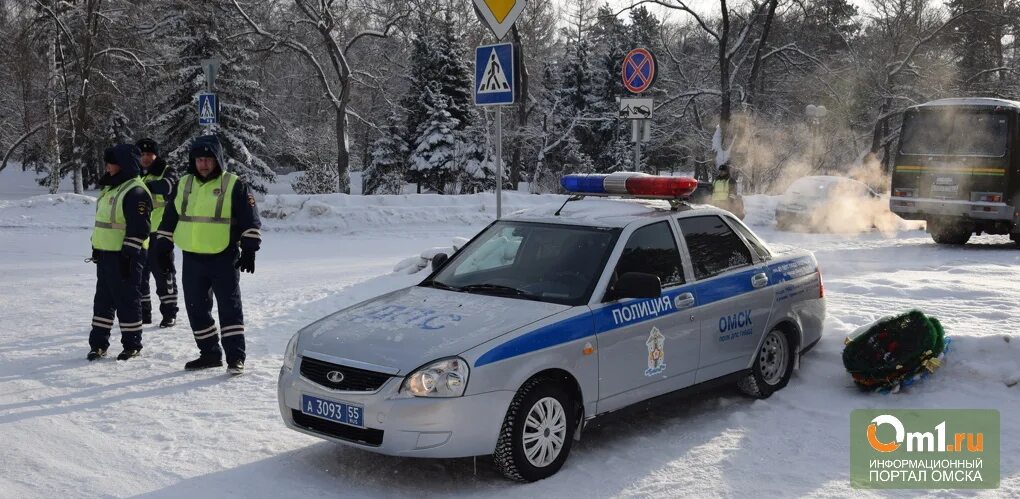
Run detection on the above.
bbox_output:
[625,176,699,198]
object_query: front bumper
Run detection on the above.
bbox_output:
[278,359,514,458]
[890,197,1013,221]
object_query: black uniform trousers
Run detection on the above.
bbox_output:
[182,248,245,363]
[89,250,145,350]
[140,233,179,319]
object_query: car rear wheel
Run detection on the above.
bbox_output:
[738,328,795,398]
[494,376,577,482]
[929,222,971,245]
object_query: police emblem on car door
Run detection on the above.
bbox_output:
[594,221,700,414]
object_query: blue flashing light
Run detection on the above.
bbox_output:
[561,174,608,194]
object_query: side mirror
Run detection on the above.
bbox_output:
[431,252,449,271]
[610,272,661,300]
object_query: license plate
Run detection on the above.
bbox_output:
[301,394,364,428]
[931,184,958,194]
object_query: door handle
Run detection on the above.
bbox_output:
[674,292,695,308]
[751,272,769,289]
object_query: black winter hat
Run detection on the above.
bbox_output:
[136,138,159,155]
[103,147,117,165]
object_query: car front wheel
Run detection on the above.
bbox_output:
[493,376,577,482]
[738,328,795,398]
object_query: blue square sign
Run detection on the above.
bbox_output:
[474,43,515,106]
[198,92,218,125]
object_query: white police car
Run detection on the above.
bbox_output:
[278,173,826,482]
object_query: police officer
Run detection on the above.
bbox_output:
[87,144,153,361]
[156,135,261,374]
[137,138,179,328]
[711,163,745,219]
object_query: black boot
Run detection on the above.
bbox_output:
[117,348,141,361]
[87,348,107,361]
[159,315,176,328]
[185,354,223,371]
[227,359,244,375]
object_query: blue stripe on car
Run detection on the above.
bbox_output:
[474,256,817,368]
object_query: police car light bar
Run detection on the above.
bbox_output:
[561,172,698,199]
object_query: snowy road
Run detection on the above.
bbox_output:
[1,177,1018,497]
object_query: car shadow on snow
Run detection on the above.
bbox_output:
[134,386,836,497]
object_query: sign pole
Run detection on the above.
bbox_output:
[495,106,503,219]
[633,120,641,171]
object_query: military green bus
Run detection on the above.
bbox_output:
[891,98,1020,245]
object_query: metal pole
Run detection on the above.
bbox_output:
[633,120,641,171]
[495,106,503,219]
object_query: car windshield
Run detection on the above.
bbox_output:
[422,221,620,306]
[785,179,838,199]
[900,109,1008,157]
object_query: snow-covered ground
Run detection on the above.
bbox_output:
[1,166,1017,497]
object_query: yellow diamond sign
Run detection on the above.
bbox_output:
[473,0,527,41]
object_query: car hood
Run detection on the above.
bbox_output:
[296,285,570,374]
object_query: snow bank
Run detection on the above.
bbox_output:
[0,193,97,229]
[259,191,563,232]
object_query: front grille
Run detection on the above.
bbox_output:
[299,356,392,391]
[292,410,384,446]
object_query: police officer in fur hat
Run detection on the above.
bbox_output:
[87,144,153,361]
[155,135,261,374]
[137,138,179,328]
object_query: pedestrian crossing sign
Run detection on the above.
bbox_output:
[198,92,218,126]
[474,43,515,106]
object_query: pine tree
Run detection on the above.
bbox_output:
[149,0,274,192]
[458,118,498,193]
[364,112,409,195]
[410,89,460,193]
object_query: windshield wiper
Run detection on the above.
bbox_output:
[420,280,461,292]
[459,283,543,301]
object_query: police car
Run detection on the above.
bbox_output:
[278,173,826,482]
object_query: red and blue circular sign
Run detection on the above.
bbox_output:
[622,48,656,94]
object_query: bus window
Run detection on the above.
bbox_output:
[900,109,1008,157]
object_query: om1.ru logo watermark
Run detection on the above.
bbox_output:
[851,409,999,489]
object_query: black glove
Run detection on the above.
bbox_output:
[119,250,135,280]
[90,248,100,264]
[235,250,256,274]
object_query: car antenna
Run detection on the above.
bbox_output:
[554,194,584,216]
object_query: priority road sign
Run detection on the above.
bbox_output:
[473,0,527,41]
[475,42,515,106]
[198,92,218,126]
[622,48,656,94]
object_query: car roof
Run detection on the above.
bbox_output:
[789,175,862,186]
[504,197,734,228]
[911,97,1020,110]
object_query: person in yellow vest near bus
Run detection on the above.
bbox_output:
[155,135,261,375]
[711,163,745,219]
[136,138,179,328]
[87,144,153,361]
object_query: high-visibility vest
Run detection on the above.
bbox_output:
[92,177,151,251]
[173,172,237,254]
[143,170,168,229]
[712,179,731,201]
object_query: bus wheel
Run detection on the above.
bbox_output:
[930,222,971,245]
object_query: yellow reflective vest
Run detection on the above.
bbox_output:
[173,172,238,254]
[143,170,168,229]
[92,177,151,251]
[712,179,731,201]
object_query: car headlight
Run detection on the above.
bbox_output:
[401,357,469,397]
[283,331,300,371]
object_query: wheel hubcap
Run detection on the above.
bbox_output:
[759,330,788,385]
[522,397,567,468]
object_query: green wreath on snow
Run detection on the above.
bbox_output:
[841,310,946,392]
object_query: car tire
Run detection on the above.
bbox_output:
[929,222,971,245]
[738,328,795,399]
[493,376,577,482]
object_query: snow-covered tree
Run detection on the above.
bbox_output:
[291,162,339,195]
[410,89,460,193]
[364,112,409,195]
[150,0,274,192]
